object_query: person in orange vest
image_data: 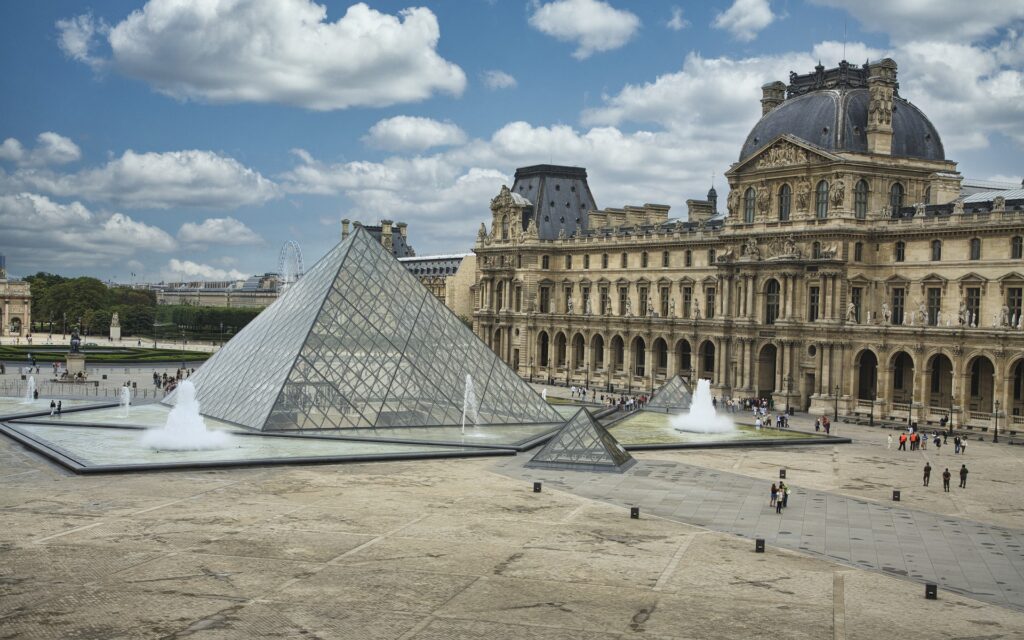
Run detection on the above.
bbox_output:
[898,432,907,451]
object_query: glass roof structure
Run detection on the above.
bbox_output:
[527,408,635,473]
[646,375,691,412]
[165,227,562,432]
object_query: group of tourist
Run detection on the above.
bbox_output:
[923,462,969,491]
[887,423,972,455]
[813,415,833,434]
[770,482,791,513]
[569,385,595,402]
[602,394,649,412]
[155,368,195,395]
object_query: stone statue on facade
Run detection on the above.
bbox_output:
[756,181,771,214]
[993,196,1007,212]
[915,202,926,217]
[584,296,592,315]
[477,223,487,242]
[783,234,799,256]
[110,312,120,328]
[524,216,539,240]
[953,200,964,215]
[727,188,740,216]
[918,301,927,325]
[624,298,632,317]
[958,300,968,325]
[1001,305,1010,327]
[795,179,810,210]
[846,302,857,323]
[69,330,81,353]
[881,302,891,324]
[741,237,760,260]
[829,175,845,207]
[693,300,702,320]
[647,297,655,317]
[566,297,574,315]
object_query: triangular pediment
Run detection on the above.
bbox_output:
[731,134,841,173]
[527,408,635,473]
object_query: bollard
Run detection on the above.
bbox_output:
[779,469,786,479]
[630,507,640,519]
[892,490,901,502]
[925,583,937,600]
[755,538,765,553]
[533,482,542,493]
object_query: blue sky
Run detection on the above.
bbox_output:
[1,0,1022,282]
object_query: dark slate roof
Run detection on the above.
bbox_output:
[511,165,598,241]
[740,80,944,162]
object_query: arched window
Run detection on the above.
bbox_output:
[889,182,904,212]
[931,239,942,261]
[764,279,780,325]
[895,241,906,262]
[854,179,868,219]
[501,215,509,240]
[1012,236,1023,260]
[778,184,791,221]
[744,187,755,223]
[815,180,829,218]
[970,238,982,260]
[539,332,549,367]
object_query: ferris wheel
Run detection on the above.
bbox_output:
[278,240,304,285]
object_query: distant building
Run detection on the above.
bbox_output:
[0,255,31,337]
[155,273,281,308]
[341,219,415,257]
[400,253,476,321]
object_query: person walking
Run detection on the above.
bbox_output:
[776,482,786,513]
[898,432,907,451]
[887,433,893,450]
[782,484,791,508]
[960,439,967,455]
[923,462,931,486]
[934,436,942,453]
[959,464,968,488]
[770,483,778,507]
[954,436,961,454]
[815,418,820,432]
[942,468,951,492]
[49,400,56,416]
[56,401,62,416]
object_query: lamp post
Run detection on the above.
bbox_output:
[784,374,792,415]
[994,399,1001,443]
[834,383,840,424]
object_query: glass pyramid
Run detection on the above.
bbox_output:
[647,375,691,412]
[164,227,562,431]
[527,408,636,473]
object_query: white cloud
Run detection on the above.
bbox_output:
[482,70,518,90]
[667,7,689,31]
[528,0,641,60]
[0,192,175,271]
[0,132,81,167]
[178,217,263,246]
[363,116,468,152]
[163,259,247,282]
[58,0,465,110]
[3,149,279,209]
[809,0,1024,41]
[55,13,106,69]
[712,0,775,42]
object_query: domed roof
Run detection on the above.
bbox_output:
[740,72,945,162]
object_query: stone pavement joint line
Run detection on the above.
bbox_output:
[496,457,1024,612]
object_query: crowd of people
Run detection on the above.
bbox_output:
[155,368,194,395]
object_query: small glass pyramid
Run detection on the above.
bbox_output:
[527,408,636,473]
[164,227,562,431]
[647,375,692,412]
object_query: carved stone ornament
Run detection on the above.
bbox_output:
[993,196,1007,212]
[953,200,964,215]
[829,174,845,207]
[741,237,761,260]
[477,222,487,241]
[755,141,808,169]
[756,181,771,214]
[489,185,513,212]
[525,216,539,240]
[727,187,740,216]
[795,179,811,210]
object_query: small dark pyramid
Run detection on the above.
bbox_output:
[527,408,635,473]
[647,375,691,412]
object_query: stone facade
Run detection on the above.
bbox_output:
[0,256,31,337]
[400,253,476,321]
[472,59,1024,431]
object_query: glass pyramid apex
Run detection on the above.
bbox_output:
[165,227,562,431]
[527,408,636,473]
[647,375,692,412]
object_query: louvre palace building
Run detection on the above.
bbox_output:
[471,59,1024,429]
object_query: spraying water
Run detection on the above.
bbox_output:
[141,380,231,450]
[461,374,479,435]
[671,379,734,434]
[22,376,35,404]
[541,388,547,401]
[120,386,132,417]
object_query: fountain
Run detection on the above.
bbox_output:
[120,386,132,417]
[140,380,231,450]
[461,374,479,435]
[22,376,35,404]
[542,388,548,401]
[671,378,735,434]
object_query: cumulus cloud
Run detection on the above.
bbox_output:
[528,0,641,59]
[0,192,175,270]
[712,0,775,42]
[163,259,247,282]
[57,0,465,110]
[0,132,81,166]
[178,217,263,246]
[809,0,1024,41]
[482,70,518,90]
[3,149,279,209]
[667,7,689,31]
[363,116,467,152]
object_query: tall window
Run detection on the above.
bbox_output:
[601,253,608,268]
[970,238,982,260]
[705,288,716,319]
[501,215,509,240]
[851,287,862,323]
[778,184,791,221]
[684,250,692,267]
[808,286,820,321]
[764,279,780,325]
[618,287,628,315]
[662,251,670,267]
[890,182,905,212]
[495,282,504,311]
[892,288,905,325]
[1008,287,1023,324]
[894,241,906,262]
[620,252,628,268]
[931,240,942,261]
[966,287,981,326]
[539,286,550,313]
[580,286,590,313]
[659,286,670,317]
[514,286,522,312]
[682,286,692,318]
[854,242,863,262]
[641,252,649,268]
[565,255,572,269]
[971,359,982,397]
[539,333,549,366]
[583,254,590,269]
[744,187,755,223]
[600,286,610,315]
[812,241,821,259]
[541,255,550,269]
[638,285,649,317]
[1013,236,1024,260]
[517,254,523,268]
[927,287,941,326]
[854,179,868,219]
[816,180,829,218]
[708,249,716,264]
[924,186,932,204]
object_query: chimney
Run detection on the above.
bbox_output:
[380,219,393,253]
[866,58,897,155]
[341,218,350,240]
[760,81,786,116]
[396,221,408,238]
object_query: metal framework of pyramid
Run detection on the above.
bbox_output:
[647,375,691,412]
[527,408,636,473]
[164,227,562,432]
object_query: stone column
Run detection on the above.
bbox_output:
[819,274,827,321]
[747,276,756,319]
[775,343,784,392]
[722,277,731,319]
[816,344,825,395]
